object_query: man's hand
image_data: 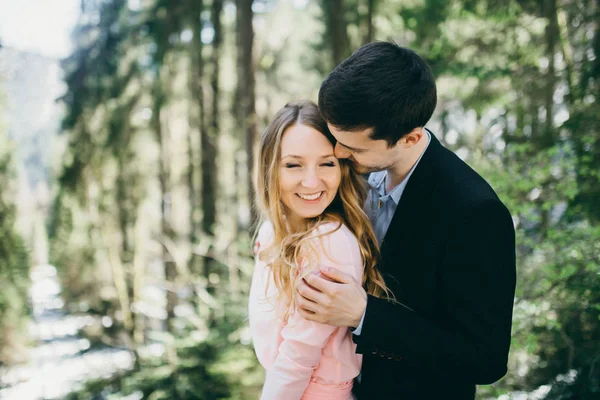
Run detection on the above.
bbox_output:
[296,266,367,328]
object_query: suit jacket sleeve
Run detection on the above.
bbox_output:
[353,200,516,384]
[260,225,364,400]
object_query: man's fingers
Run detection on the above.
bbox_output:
[303,273,338,294]
[298,307,321,322]
[319,266,353,284]
[297,295,326,321]
[297,302,317,315]
[297,279,329,304]
[296,291,317,310]
[298,306,327,323]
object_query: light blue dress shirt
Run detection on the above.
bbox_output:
[353,130,431,335]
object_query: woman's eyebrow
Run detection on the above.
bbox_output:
[281,154,303,159]
[281,154,335,159]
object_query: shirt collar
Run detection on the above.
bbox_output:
[368,129,432,206]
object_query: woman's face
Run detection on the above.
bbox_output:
[279,124,341,229]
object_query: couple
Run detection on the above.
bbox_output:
[248,42,517,400]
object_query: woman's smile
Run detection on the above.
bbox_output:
[296,191,324,202]
[279,124,341,230]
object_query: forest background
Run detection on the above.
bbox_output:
[0,0,598,399]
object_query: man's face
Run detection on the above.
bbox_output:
[328,124,404,174]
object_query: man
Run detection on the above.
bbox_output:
[296,42,516,399]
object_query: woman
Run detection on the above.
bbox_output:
[249,100,392,400]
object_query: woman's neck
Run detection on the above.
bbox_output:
[285,215,307,234]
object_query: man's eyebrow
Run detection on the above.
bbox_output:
[337,141,366,152]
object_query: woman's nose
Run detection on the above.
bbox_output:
[334,143,351,159]
[301,169,320,189]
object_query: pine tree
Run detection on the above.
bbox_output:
[0,127,30,366]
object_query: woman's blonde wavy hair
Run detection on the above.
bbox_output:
[254,100,393,317]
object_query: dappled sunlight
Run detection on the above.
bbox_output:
[0,265,134,400]
[0,0,598,399]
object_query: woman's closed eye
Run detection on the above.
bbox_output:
[283,161,336,168]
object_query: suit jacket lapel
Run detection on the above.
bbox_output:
[379,131,442,266]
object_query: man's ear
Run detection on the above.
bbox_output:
[401,127,424,147]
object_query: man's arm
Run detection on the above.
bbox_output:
[354,201,516,384]
[351,310,366,335]
[298,201,516,384]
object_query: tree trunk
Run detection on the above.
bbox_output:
[116,164,130,259]
[543,0,558,146]
[363,0,375,45]
[132,206,146,345]
[202,0,220,247]
[189,0,212,282]
[325,0,350,66]
[211,0,239,298]
[152,79,177,331]
[111,97,139,341]
[105,226,134,334]
[555,8,575,104]
[236,0,258,230]
[187,117,197,260]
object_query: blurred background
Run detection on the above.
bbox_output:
[0,0,598,399]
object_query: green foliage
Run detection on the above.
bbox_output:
[121,336,232,400]
[48,192,103,311]
[395,0,599,397]
[111,287,264,399]
[525,226,600,398]
[41,0,599,399]
[63,297,263,400]
[0,132,30,365]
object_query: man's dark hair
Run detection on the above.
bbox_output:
[318,41,437,146]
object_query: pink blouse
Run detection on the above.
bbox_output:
[248,221,364,400]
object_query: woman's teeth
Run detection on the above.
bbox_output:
[297,192,322,201]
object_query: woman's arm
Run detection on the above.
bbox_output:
[260,224,363,400]
[249,222,279,368]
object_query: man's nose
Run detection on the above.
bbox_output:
[334,143,351,159]
[301,169,320,189]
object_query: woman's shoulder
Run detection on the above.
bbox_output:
[313,220,355,237]
[257,220,274,240]
[254,221,275,256]
[311,221,360,252]
[309,221,363,278]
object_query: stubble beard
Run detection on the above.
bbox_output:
[354,162,393,175]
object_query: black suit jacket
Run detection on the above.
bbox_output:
[353,132,516,399]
